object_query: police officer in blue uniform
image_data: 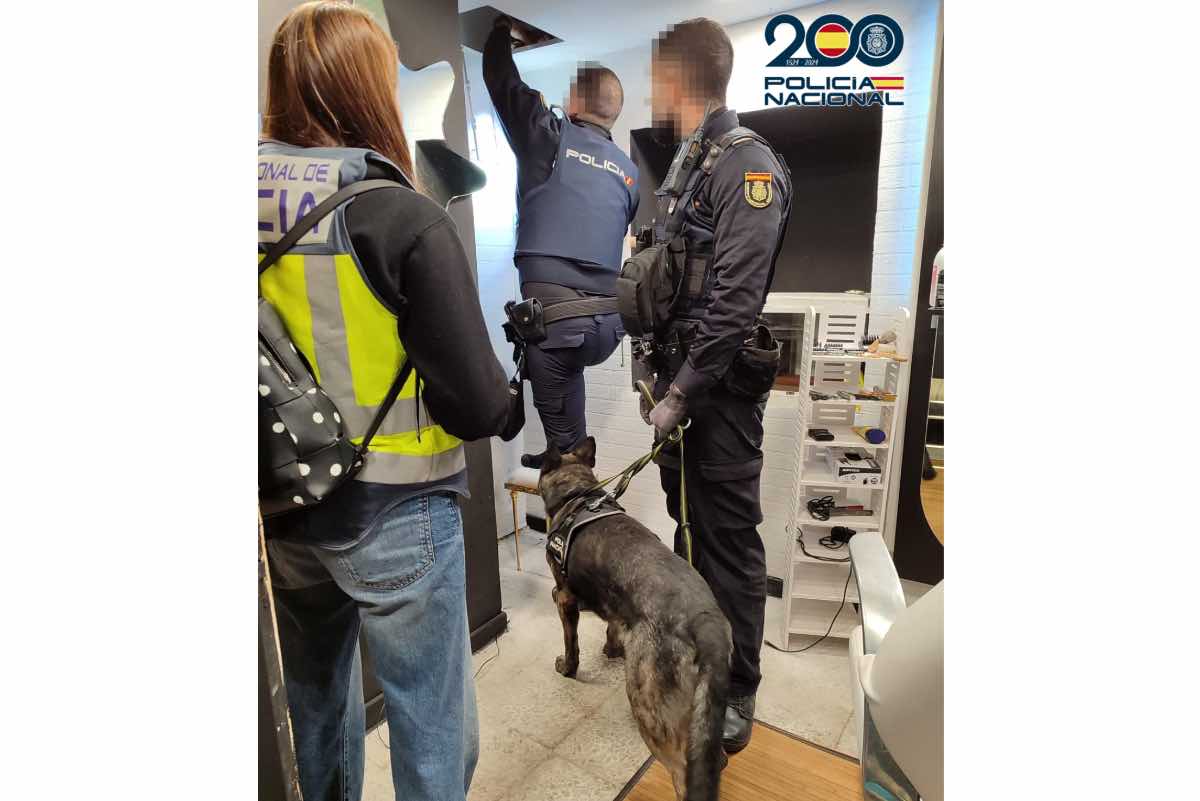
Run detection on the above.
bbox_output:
[484,16,638,467]
[637,18,793,755]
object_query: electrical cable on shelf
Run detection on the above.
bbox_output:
[807,495,835,521]
[797,529,850,563]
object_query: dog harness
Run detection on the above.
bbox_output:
[541,382,694,572]
[545,490,625,576]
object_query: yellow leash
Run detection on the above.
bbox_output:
[552,383,692,565]
[633,381,692,566]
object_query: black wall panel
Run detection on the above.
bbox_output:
[379,0,504,649]
[630,104,883,294]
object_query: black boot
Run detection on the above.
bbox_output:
[722,694,755,754]
[520,451,544,469]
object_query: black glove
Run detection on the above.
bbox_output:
[648,385,688,441]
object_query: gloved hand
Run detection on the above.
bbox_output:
[648,385,688,440]
[639,392,654,425]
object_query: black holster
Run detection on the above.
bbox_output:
[498,377,526,442]
[503,298,547,345]
[723,323,781,400]
[631,323,696,389]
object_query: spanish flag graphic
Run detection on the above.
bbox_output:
[871,76,905,91]
[813,23,850,58]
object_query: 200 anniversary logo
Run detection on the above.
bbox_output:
[762,13,905,108]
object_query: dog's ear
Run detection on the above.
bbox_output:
[542,443,562,472]
[574,436,596,468]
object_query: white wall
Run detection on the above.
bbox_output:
[467,0,941,571]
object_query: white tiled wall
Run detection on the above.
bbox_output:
[464,1,941,578]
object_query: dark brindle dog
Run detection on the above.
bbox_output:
[539,437,732,801]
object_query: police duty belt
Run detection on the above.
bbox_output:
[541,296,619,324]
[545,490,625,576]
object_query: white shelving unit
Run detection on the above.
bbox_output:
[762,296,911,648]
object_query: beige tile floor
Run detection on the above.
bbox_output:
[362,531,858,801]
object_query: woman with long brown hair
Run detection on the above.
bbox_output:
[259,3,517,799]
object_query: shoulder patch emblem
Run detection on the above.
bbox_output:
[744,172,773,209]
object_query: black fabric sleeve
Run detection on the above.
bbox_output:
[482,23,558,192]
[345,191,513,441]
[673,146,789,397]
[400,218,513,439]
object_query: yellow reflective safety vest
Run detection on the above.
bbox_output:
[257,142,465,485]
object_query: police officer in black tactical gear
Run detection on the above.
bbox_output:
[484,16,639,468]
[637,17,793,756]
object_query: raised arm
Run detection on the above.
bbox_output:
[482,18,556,165]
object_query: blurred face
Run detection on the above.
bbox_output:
[648,57,686,140]
[650,55,683,142]
[566,79,583,118]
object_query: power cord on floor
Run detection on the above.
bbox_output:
[473,632,502,680]
[766,569,854,654]
[375,717,389,751]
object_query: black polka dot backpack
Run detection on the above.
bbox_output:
[257,180,411,519]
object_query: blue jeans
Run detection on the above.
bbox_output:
[268,492,478,801]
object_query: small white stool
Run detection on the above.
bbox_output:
[502,466,541,572]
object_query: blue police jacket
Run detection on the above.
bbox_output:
[513,113,638,288]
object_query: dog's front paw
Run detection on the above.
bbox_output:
[554,655,578,677]
[602,641,625,659]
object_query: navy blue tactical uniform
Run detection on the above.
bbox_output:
[651,108,792,701]
[483,24,638,453]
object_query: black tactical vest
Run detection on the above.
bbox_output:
[615,126,789,341]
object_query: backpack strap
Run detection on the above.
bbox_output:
[257,175,415,464]
[700,127,773,175]
[355,358,414,463]
[259,177,411,275]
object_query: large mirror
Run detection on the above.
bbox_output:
[921,254,944,543]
